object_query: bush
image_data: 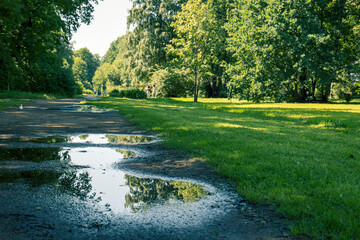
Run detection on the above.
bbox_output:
[151,68,190,97]
[109,89,147,99]
[83,89,94,95]
[109,89,121,97]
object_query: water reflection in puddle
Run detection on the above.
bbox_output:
[0,170,61,186]
[0,147,209,213]
[71,134,156,144]
[0,147,69,162]
[2,134,157,145]
[47,105,115,113]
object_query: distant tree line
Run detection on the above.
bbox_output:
[0,0,99,96]
[98,0,359,102]
[1,0,359,101]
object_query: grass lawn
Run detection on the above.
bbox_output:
[0,91,83,111]
[0,90,73,100]
[89,97,360,239]
[0,99,29,111]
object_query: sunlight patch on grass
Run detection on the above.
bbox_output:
[214,122,269,132]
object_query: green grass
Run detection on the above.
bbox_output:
[0,90,66,99]
[0,90,61,111]
[0,99,29,111]
[89,97,360,239]
[0,90,87,111]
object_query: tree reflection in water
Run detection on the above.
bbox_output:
[116,149,136,158]
[106,135,155,144]
[0,170,62,187]
[58,171,93,200]
[125,175,209,211]
[0,148,71,162]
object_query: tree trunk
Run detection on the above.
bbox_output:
[7,72,10,91]
[311,78,317,101]
[292,82,299,102]
[194,69,198,102]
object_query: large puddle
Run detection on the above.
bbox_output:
[1,134,157,145]
[0,146,210,214]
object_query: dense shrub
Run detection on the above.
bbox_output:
[109,89,147,99]
[151,68,190,97]
[83,89,94,95]
[109,89,121,97]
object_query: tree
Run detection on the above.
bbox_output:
[126,0,184,84]
[92,63,121,88]
[203,0,234,98]
[73,48,100,89]
[95,35,132,88]
[72,57,88,90]
[168,0,221,102]
[0,0,99,95]
[226,0,360,102]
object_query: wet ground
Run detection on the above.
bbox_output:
[0,98,291,239]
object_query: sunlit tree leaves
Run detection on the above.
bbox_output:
[168,0,221,101]
[226,0,360,102]
[0,0,99,95]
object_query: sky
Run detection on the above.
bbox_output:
[71,0,132,57]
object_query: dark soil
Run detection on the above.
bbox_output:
[0,97,292,240]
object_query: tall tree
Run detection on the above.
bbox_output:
[126,0,184,84]
[168,0,221,102]
[226,0,360,102]
[73,48,100,89]
[203,0,233,98]
[0,0,99,95]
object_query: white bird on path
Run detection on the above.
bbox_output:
[19,104,23,110]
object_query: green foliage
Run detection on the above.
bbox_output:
[226,0,360,103]
[100,0,231,98]
[0,90,61,99]
[168,0,222,102]
[90,98,360,239]
[108,89,120,97]
[126,0,183,84]
[102,37,122,64]
[82,89,94,95]
[151,68,190,97]
[108,89,147,99]
[93,62,121,87]
[73,48,100,90]
[0,0,99,96]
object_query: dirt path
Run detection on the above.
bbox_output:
[0,98,291,240]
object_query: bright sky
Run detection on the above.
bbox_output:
[71,0,132,57]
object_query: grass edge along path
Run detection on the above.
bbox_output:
[0,91,85,111]
[90,97,360,239]
[0,99,29,111]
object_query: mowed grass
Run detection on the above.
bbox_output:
[90,97,360,239]
[0,90,60,99]
[0,99,29,111]
[0,90,81,111]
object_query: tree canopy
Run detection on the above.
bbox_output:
[0,0,99,96]
[3,0,357,101]
[226,0,360,102]
[73,48,100,90]
[99,0,358,102]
